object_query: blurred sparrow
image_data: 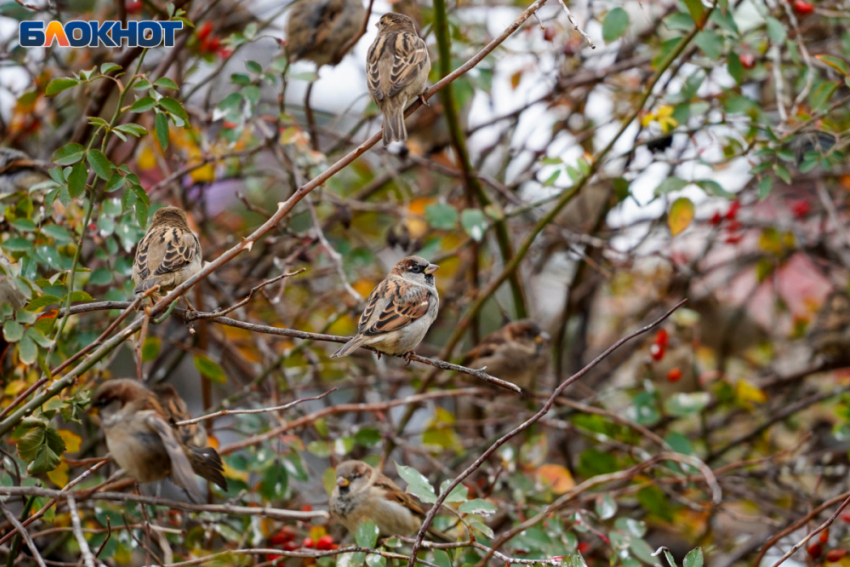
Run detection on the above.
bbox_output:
[132,207,202,296]
[287,0,366,67]
[331,256,438,359]
[0,251,26,310]
[330,460,452,541]
[91,379,227,501]
[0,148,50,195]
[809,291,850,365]
[462,320,551,390]
[367,13,431,150]
[152,382,208,448]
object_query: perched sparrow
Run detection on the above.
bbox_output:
[462,320,551,390]
[331,256,439,359]
[0,251,26,310]
[0,148,50,195]
[90,379,227,501]
[366,13,431,150]
[329,460,452,541]
[287,0,366,67]
[151,383,208,448]
[132,207,202,296]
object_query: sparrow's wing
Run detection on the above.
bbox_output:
[359,278,433,336]
[153,230,200,277]
[386,32,429,99]
[152,384,206,448]
[374,475,427,518]
[144,412,203,501]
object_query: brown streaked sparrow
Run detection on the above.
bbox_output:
[366,13,431,150]
[0,148,50,195]
[463,320,551,390]
[151,382,208,449]
[287,0,366,67]
[331,256,438,359]
[131,206,202,296]
[329,460,452,541]
[90,379,226,501]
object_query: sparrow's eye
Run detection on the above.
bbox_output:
[411,265,422,273]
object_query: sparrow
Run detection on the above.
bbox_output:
[366,13,431,150]
[809,291,850,366]
[151,382,208,448]
[0,251,26,311]
[287,0,366,67]
[0,148,50,195]
[331,256,439,359]
[329,460,452,541]
[132,206,202,296]
[90,379,227,501]
[462,320,551,390]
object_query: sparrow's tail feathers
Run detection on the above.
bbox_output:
[330,335,369,358]
[190,447,228,492]
[134,277,160,295]
[382,108,407,147]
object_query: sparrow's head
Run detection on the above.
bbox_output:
[334,460,374,496]
[90,379,152,418]
[392,256,438,287]
[375,12,417,33]
[505,320,551,352]
[150,206,189,228]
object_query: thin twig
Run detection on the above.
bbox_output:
[66,496,96,567]
[0,500,47,567]
[175,388,335,425]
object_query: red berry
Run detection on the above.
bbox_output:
[217,48,233,59]
[302,538,315,549]
[808,543,823,558]
[301,504,313,512]
[270,527,296,545]
[577,542,591,554]
[125,0,142,13]
[316,536,334,551]
[197,22,213,40]
[655,329,669,349]
[650,344,665,361]
[827,549,847,562]
[283,541,299,552]
[725,234,743,244]
[793,0,814,13]
[710,211,723,225]
[667,368,683,382]
[821,529,830,544]
[740,54,755,69]
[265,554,282,562]
[543,27,556,41]
[725,200,741,220]
[791,200,811,218]
[842,513,850,522]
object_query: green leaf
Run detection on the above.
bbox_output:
[727,52,743,84]
[100,62,122,74]
[67,160,87,198]
[817,54,849,76]
[3,320,24,342]
[595,493,617,520]
[159,97,189,123]
[394,462,437,504]
[365,554,386,567]
[246,60,263,74]
[65,291,93,303]
[682,0,706,28]
[3,238,33,253]
[439,479,468,503]
[683,548,703,567]
[11,219,36,232]
[695,30,723,60]
[663,392,710,417]
[89,268,114,286]
[52,143,86,166]
[104,172,126,193]
[460,209,488,241]
[135,197,149,229]
[41,224,72,244]
[758,176,773,200]
[458,499,498,515]
[654,176,689,195]
[774,163,792,184]
[17,333,37,365]
[155,112,170,150]
[153,77,179,90]
[766,17,786,44]
[425,203,459,231]
[114,123,147,137]
[87,149,113,180]
[129,96,157,113]
[637,485,673,522]
[45,77,80,96]
[355,520,379,548]
[194,354,226,383]
[602,8,629,42]
[696,179,733,198]
[26,295,61,312]
[433,550,452,567]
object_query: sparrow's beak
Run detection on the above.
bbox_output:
[536,332,551,344]
[337,477,350,488]
[425,264,439,274]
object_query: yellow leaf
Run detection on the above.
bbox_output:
[47,461,69,488]
[4,380,28,396]
[57,430,81,454]
[510,70,523,90]
[668,197,695,236]
[354,279,378,298]
[736,379,767,404]
[137,145,157,170]
[223,461,249,482]
[536,464,575,494]
[310,525,327,541]
[189,163,216,183]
